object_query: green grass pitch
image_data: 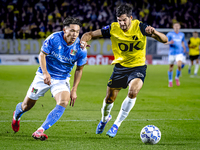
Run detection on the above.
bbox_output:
[0,65,200,150]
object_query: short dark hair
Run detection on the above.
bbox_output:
[63,17,82,27]
[116,3,133,17]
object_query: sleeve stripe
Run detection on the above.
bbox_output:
[139,22,152,37]
[101,25,111,38]
[41,49,48,55]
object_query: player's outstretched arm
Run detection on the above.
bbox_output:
[145,26,168,43]
[70,65,85,107]
[80,29,103,49]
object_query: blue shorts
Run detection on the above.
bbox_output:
[107,63,147,89]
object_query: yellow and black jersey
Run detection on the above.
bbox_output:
[101,19,151,68]
[188,37,200,56]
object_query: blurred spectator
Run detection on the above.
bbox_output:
[30,22,38,38]
[18,24,31,39]
[45,26,52,38]
[4,25,13,39]
[38,22,46,38]
[0,28,4,39]
[1,0,200,39]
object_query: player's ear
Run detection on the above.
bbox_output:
[130,16,133,20]
[63,26,65,32]
[63,26,66,32]
[63,26,69,33]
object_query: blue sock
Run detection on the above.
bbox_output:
[176,69,181,78]
[15,102,26,120]
[181,64,185,69]
[41,105,66,130]
[168,71,173,82]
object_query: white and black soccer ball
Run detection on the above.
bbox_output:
[140,125,161,145]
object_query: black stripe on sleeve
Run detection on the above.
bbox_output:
[139,22,152,37]
[101,25,111,38]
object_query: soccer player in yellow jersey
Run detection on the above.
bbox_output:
[80,3,168,138]
[188,31,200,75]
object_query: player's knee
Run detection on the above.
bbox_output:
[105,97,115,104]
[57,99,69,108]
[128,90,138,99]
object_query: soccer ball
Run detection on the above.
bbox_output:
[140,125,161,145]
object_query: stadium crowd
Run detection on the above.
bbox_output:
[0,0,200,39]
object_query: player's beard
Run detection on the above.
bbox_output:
[120,20,131,31]
[120,25,127,31]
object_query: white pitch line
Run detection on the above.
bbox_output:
[0,118,200,123]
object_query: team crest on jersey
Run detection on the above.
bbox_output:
[31,87,38,94]
[70,49,77,56]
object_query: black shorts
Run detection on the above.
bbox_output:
[189,55,199,61]
[107,63,147,89]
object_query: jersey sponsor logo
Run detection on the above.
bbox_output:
[118,42,142,51]
[58,45,62,50]
[70,49,77,56]
[52,51,76,63]
[132,35,138,40]
[31,87,38,94]
[174,39,182,42]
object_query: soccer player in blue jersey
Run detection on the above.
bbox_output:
[166,22,186,87]
[11,17,87,140]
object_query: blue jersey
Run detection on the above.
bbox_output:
[37,31,87,80]
[182,39,189,56]
[166,31,185,55]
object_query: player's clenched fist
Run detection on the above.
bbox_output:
[145,26,155,34]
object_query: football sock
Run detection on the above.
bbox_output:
[175,69,181,79]
[41,105,65,131]
[168,71,173,82]
[101,99,113,122]
[14,102,26,120]
[114,96,136,127]
[188,64,192,69]
[37,127,45,132]
[194,64,199,75]
[181,64,185,69]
